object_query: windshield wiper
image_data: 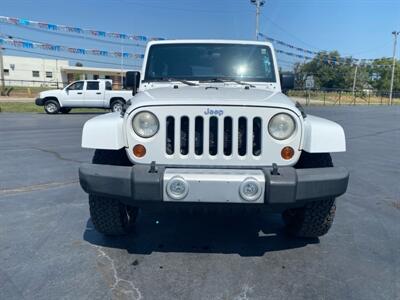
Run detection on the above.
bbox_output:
[200,78,255,88]
[150,78,198,86]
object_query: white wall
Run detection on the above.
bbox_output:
[2,56,69,87]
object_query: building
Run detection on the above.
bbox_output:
[1,55,137,89]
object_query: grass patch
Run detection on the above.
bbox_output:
[0,102,107,113]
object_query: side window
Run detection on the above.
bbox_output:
[68,81,84,90]
[86,81,100,91]
[32,71,40,78]
[105,81,112,91]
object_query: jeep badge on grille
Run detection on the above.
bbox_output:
[204,108,224,116]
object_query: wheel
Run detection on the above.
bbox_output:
[60,107,71,114]
[110,99,124,113]
[44,100,60,114]
[282,152,336,238]
[89,149,138,236]
[89,195,138,236]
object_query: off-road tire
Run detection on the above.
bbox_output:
[44,100,60,114]
[89,195,138,236]
[89,149,138,236]
[282,152,336,238]
[60,107,72,114]
[110,99,125,113]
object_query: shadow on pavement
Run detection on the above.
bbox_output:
[83,209,318,257]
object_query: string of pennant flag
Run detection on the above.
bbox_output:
[0,16,392,68]
[0,16,164,42]
[0,35,145,59]
[258,32,388,66]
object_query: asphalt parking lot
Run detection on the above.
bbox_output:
[0,106,399,300]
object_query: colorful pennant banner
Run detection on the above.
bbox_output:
[0,16,164,42]
[259,32,385,66]
[0,36,145,59]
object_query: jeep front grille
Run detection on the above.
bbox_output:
[127,106,302,166]
[165,116,263,157]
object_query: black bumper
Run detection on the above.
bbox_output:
[79,164,349,207]
[35,98,44,106]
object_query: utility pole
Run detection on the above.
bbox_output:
[250,0,266,40]
[389,31,399,105]
[0,46,5,96]
[352,62,359,96]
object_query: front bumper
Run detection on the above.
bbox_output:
[35,98,44,106]
[79,164,349,208]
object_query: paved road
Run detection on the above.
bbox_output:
[0,107,399,300]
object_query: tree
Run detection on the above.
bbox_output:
[295,51,356,90]
[367,58,400,92]
[294,51,400,92]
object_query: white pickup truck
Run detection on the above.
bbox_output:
[35,79,132,114]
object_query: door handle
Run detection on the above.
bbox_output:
[77,92,83,95]
[96,92,101,95]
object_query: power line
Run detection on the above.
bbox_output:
[0,16,161,42]
[1,23,146,48]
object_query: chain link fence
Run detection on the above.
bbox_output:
[288,89,400,106]
[1,79,400,105]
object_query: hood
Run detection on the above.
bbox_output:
[127,86,299,115]
[39,89,63,98]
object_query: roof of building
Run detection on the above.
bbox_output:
[60,66,139,73]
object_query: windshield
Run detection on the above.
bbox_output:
[144,43,276,83]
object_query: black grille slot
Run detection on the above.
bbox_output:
[223,117,233,156]
[195,116,204,155]
[180,116,189,155]
[238,117,247,156]
[166,116,175,155]
[253,117,262,156]
[209,116,218,156]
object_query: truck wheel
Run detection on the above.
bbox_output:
[282,152,336,238]
[89,195,138,236]
[60,108,71,114]
[111,99,124,113]
[89,149,138,236]
[44,100,60,114]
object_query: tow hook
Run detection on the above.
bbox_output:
[149,161,158,173]
[271,163,279,175]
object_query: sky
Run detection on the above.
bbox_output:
[1,0,399,70]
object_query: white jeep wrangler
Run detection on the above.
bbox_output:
[79,40,349,238]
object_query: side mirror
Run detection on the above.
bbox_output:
[280,73,295,92]
[125,71,141,95]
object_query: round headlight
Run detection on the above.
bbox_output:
[132,111,159,138]
[268,113,296,140]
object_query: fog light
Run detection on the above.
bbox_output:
[281,146,294,160]
[166,176,189,200]
[133,144,146,157]
[239,177,262,201]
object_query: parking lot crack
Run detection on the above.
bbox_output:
[32,147,85,163]
[94,246,142,300]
